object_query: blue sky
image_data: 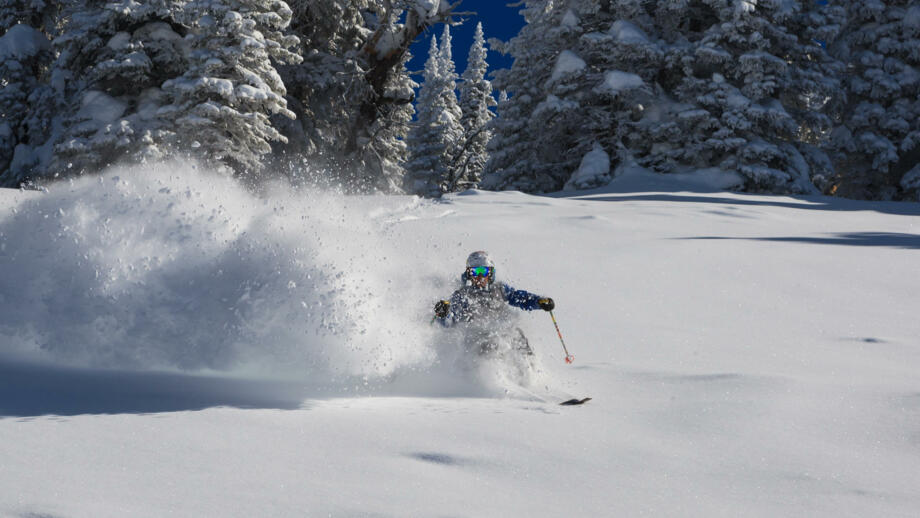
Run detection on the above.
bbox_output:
[407,0,526,82]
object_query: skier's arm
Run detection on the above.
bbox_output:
[434,291,465,327]
[502,284,551,311]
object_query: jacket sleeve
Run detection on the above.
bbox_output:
[437,290,466,327]
[502,284,544,311]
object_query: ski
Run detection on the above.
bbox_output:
[559,397,592,406]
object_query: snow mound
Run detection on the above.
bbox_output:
[597,70,645,94]
[609,20,649,44]
[0,163,440,383]
[562,163,744,195]
[77,91,128,123]
[551,50,586,80]
[564,143,611,191]
[907,7,920,32]
[0,24,50,59]
[561,10,579,28]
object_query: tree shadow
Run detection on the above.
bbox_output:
[0,360,311,418]
[681,232,920,250]
[554,193,920,217]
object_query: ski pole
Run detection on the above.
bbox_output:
[549,310,575,364]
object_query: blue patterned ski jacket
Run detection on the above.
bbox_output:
[438,281,544,327]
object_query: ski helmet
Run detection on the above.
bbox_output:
[466,251,494,269]
[465,251,495,284]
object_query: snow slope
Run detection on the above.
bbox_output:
[1,163,919,517]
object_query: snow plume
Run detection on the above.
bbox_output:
[0,162,438,384]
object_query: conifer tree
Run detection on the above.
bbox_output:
[1,0,465,188]
[280,0,462,192]
[482,0,572,192]
[486,0,847,194]
[830,0,920,200]
[435,24,464,187]
[405,25,463,197]
[47,1,188,178]
[363,49,416,193]
[0,15,54,185]
[161,0,301,179]
[405,35,447,197]
[485,1,655,192]
[455,22,495,190]
[630,0,843,194]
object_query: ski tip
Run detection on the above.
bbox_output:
[559,397,592,406]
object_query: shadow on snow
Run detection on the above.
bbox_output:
[555,193,920,217]
[680,232,920,250]
[0,360,310,418]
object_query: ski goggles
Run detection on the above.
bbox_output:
[467,266,493,278]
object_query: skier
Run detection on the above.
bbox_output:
[433,251,555,356]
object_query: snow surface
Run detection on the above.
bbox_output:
[2,162,920,517]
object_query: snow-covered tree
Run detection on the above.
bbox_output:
[362,48,416,192]
[628,0,844,194]
[0,0,58,33]
[161,0,301,179]
[482,0,575,192]
[404,35,448,197]
[0,0,59,186]
[829,0,920,200]
[269,0,369,184]
[454,22,495,190]
[0,22,53,185]
[404,25,463,197]
[434,24,464,183]
[279,0,463,192]
[484,1,656,192]
[48,1,189,178]
[540,10,657,191]
[484,0,849,195]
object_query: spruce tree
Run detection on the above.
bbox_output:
[0,0,60,186]
[435,24,464,188]
[405,25,463,197]
[0,19,54,185]
[405,35,447,197]
[830,0,920,200]
[161,0,301,179]
[482,0,572,192]
[363,48,416,193]
[0,0,58,34]
[280,0,462,192]
[485,1,655,192]
[485,0,849,195]
[47,1,188,178]
[455,22,495,191]
[630,0,842,194]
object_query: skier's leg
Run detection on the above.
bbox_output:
[515,327,534,356]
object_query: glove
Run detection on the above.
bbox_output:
[434,300,450,318]
[538,297,555,311]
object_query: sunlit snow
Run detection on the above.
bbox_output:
[1,162,919,517]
